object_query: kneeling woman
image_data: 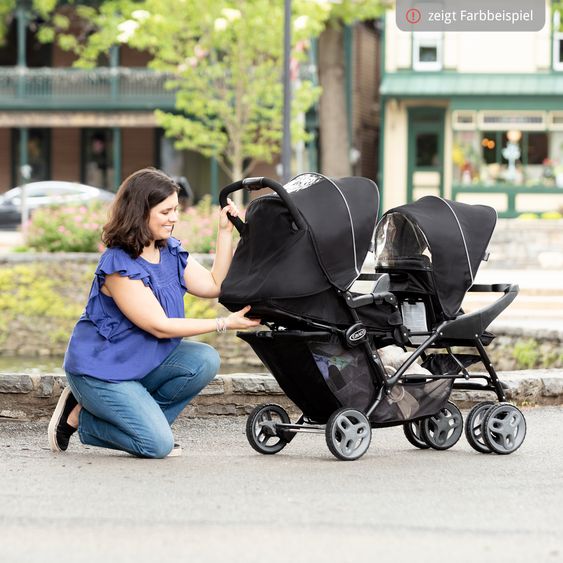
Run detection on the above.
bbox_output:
[48,168,259,458]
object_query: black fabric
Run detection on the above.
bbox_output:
[378,197,497,319]
[239,332,342,423]
[220,197,330,304]
[239,289,401,330]
[421,353,482,375]
[220,175,380,313]
[286,175,379,290]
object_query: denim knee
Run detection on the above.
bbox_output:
[136,426,174,459]
[200,344,221,382]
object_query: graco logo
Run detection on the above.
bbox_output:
[350,329,367,342]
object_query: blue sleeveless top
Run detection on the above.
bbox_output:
[63,237,189,382]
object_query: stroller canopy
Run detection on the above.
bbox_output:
[374,196,497,318]
[284,173,380,291]
[220,173,380,310]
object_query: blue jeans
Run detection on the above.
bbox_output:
[65,340,220,459]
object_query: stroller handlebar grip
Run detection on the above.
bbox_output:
[218,177,308,234]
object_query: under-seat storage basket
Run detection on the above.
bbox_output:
[238,331,375,423]
[370,378,453,424]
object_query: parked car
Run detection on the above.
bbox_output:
[0,181,114,229]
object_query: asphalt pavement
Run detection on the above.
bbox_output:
[1,408,562,563]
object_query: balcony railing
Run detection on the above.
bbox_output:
[0,67,176,110]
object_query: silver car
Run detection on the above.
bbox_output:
[0,181,114,229]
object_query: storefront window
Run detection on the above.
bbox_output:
[82,129,114,189]
[12,128,50,185]
[453,129,562,187]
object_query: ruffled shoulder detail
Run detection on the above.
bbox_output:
[83,248,151,341]
[167,237,190,291]
[95,247,151,287]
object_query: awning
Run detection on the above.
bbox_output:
[381,72,563,100]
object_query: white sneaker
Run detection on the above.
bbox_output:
[167,443,182,457]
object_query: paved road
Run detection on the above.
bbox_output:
[1,408,562,563]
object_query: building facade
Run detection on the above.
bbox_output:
[380,2,563,217]
[0,4,231,201]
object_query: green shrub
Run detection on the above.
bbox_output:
[26,202,109,252]
[540,211,563,220]
[173,195,241,253]
[512,339,540,369]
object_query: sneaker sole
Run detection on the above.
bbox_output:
[48,386,72,453]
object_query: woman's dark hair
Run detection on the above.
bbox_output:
[102,168,180,257]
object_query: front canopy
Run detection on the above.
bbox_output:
[375,196,497,318]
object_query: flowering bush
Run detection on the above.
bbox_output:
[173,195,241,253]
[26,202,109,253]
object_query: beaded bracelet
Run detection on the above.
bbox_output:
[215,317,228,334]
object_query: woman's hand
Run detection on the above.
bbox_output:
[225,305,261,330]
[219,197,242,232]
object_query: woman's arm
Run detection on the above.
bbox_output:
[184,198,239,298]
[102,274,259,339]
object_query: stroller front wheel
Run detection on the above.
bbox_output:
[246,403,291,455]
[403,420,431,450]
[420,401,463,450]
[325,408,372,461]
[482,403,527,455]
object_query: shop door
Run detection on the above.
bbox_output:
[407,108,445,202]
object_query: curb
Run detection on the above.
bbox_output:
[1,370,562,421]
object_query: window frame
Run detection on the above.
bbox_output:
[412,32,443,72]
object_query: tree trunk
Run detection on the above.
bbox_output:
[318,23,351,178]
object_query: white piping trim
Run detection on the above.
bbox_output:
[291,172,360,277]
[428,196,474,283]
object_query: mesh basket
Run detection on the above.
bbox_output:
[370,378,453,424]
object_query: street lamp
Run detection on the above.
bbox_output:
[281,0,292,183]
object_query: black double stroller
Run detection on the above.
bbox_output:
[219,173,526,461]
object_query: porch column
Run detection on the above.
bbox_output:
[113,127,121,191]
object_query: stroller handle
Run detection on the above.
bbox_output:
[219,177,307,234]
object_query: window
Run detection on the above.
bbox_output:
[413,33,442,71]
[82,129,114,189]
[12,128,50,185]
[416,133,439,166]
[453,129,556,186]
[553,32,563,71]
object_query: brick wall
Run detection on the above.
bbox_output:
[122,128,156,179]
[51,129,81,181]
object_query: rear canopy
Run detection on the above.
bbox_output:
[375,196,497,318]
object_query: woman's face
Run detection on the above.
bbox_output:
[147,192,179,241]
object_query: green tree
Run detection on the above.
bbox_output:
[35,0,320,188]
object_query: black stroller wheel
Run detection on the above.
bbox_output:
[482,403,526,455]
[246,404,291,455]
[421,401,463,450]
[403,420,430,449]
[325,408,372,461]
[465,401,496,454]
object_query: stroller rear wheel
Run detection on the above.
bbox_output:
[465,401,496,454]
[246,404,291,455]
[482,403,526,455]
[403,420,430,449]
[325,408,372,461]
[420,401,463,450]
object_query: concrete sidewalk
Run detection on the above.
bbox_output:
[1,370,562,421]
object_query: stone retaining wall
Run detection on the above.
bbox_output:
[488,219,563,269]
[1,370,562,421]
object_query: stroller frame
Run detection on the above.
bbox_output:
[220,177,526,461]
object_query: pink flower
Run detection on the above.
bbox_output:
[57,226,66,233]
